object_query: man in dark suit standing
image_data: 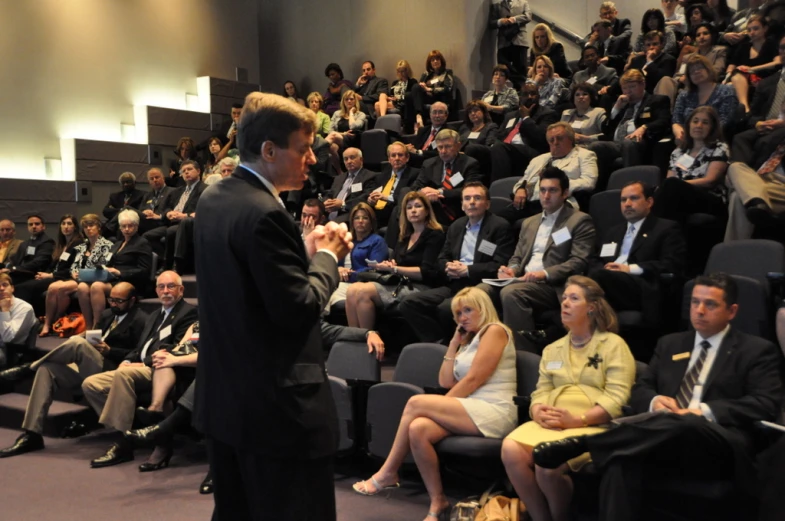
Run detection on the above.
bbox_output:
[137,167,173,234]
[534,273,784,521]
[193,93,352,521]
[366,141,419,227]
[353,61,388,116]
[324,147,379,224]
[590,181,685,325]
[399,182,514,342]
[1,215,54,285]
[0,282,147,458]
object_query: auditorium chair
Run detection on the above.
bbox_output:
[606,165,661,191]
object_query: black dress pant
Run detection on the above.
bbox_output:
[489,142,539,184]
[13,277,59,316]
[654,177,727,226]
[588,268,643,312]
[411,83,453,118]
[207,437,336,521]
[174,217,195,273]
[143,224,179,270]
[497,45,528,90]
[398,286,456,343]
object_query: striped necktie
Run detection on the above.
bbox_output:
[675,340,710,408]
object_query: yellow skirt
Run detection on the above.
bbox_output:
[506,387,607,471]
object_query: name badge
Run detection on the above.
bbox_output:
[146,199,153,204]
[546,360,563,370]
[675,153,695,171]
[571,119,585,129]
[450,172,464,186]
[26,246,36,256]
[59,251,71,262]
[672,351,691,361]
[351,182,363,193]
[468,131,481,139]
[586,76,598,85]
[190,332,199,341]
[551,227,572,246]
[104,253,113,263]
[641,112,651,119]
[159,324,172,340]
[506,118,515,129]
[478,240,497,256]
[600,242,617,257]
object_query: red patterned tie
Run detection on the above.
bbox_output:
[422,128,437,150]
[504,119,523,144]
[442,162,453,190]
[757,141,785,176]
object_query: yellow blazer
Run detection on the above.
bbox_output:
[529,331,636,419]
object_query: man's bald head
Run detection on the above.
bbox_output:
[0,220,14,242]
[108,282,137,315]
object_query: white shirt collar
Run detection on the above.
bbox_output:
[696,324,730,350]
[543,204,564,222]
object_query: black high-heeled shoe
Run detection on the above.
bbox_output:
[135,407,166,427]
[138,448,173,472]
[199,471,213,494]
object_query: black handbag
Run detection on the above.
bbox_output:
[170,322,199,356]
[355,271,402,285]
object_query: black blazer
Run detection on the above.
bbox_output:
[411,125,446,163]
[733,126,785,170]
[193,165,339,457]
[124,297,198,364]
[162,181,207,224]
[392,227,445,286]
[354,76,389,105]
[96,306,149,371]
[628,53,677,93]
[748,71,781,128]
[371,165,420,225]
[50,242,81,280]
[603,93,672,142]
[140,187,174,217]
[327,167,380,218]
[412,154,482,225]
[458,122,499,147]
[437,213,514,289]
[106,234,153,291]
[8,233,55,273]
[530,42,571,79]
[496,106,559,154]
[102,189,146,220]
[597,35,632,74]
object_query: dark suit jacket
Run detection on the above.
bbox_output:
[732,126,785,170]
[106,234,153,291]
[124,297,198,365]
[193,165,339,457]
[748,72,781,128]
[162,181,207,225]
[596,35,631,74]
[412,154,482,225]
[371,165,420,225]
[496,106,559,154]
[603,93,671,142]
[459,123,499,147]
[141,187,173,217]
[629,53,677,94]
[8,233,55,273]
[96,306,149,371]
[102,189,146,220]
[355,76,389,106]
[436,213,514,290]
[411,125,446,163]
[327,167,379,219]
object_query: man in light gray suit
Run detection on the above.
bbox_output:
[489,0,532,88]
[478,167,595,351]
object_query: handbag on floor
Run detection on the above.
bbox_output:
[52,313,86,338]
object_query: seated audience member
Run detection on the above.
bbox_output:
[499,122,599,226]
[203,136,232,176]
[526,56,569,110]
[529,23,571,80]
[167,137,200,188]
[42,214,112,333]
[724,14,780,113]
[561,83,608,150]
[216,156,237,178]
[0,220,21,265]
[213,103,242,152]
[375,60,417,126]
[579,18,631,75]
[81,271,197,468]
[367,141,420,228]
[481,65,520,125]
[137,167,172,234]
[102,172,145,235]
[667,23,726,97]
[307,92,332,137]
[412,129,482,226]
[661,0,686,34]
[339,203,388,284]
[580,3,633,50]
[353,61,389,116]
[323,62,354,117]
[683,3,714,45]
[324,148,378,224]
[405,102,451,168]
[459,100,499,148]
[13,214,82,315]
[718,0,765,46]
[571,45,618,90]
[344,192,444,330]
[300,198,326,239]
[597,69,672,167]
[502,276,635,521]
[590,182,686,325]
[412,50,455,131]
[142,160,205,272]
[478,168,596,351]
[670,55,738,144]
[656,106,729,225]
[632,10,678,57]
[490,84,559,184]
[203,173,222,186]
[399,182,514,343]
[80,210,153,327]
[282,80,306,106]
[532,273,783,521]
[745,35,785,131]
[489,0,532,89]
[707,0,736,34]
[0,274,37,369]
[325,90,366,173]
[0,282,146,457]
[623,30,677,94]
[725,127,785,240]
[353,287,518,521]
[1,215,55,285]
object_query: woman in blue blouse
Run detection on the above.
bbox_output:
[340,203,388,283]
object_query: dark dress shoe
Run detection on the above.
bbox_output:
[60,421,93,439]
[532,436,589,469]
[199,471,214,494]
[0,363,33,383]
[745,199,774,226]
[135,407,166,427]
[90,442,134,468]
[0,432,44,458]
[125,424,167,446]
[138,448,173,472]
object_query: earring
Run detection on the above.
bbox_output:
[588,310,594,317]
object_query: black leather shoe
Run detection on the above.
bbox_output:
[533,436,589,469]
[199,471,214,494]
[61,421,93,439]
[745,199,774,226]
[0,432,44,458]
[90,442,134,468]
[135,407,166,427]
[0,363,33,383]
[138,447,172,472]
[125,424,168,446]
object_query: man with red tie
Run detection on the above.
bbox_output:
[405,102,451,167]
[489,84,559,184]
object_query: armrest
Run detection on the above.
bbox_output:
[766,272,785,301]
[513,395,531,407]
[400,133,416,144]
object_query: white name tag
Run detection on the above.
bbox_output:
[551,227,572,246]
[586,76,598,85]
[675,153,695,171]
[428,78,439,85]
[104,253,113,263]
[506,118,515,129]
[159,324,172,340]
[190,332,199,341]
[478,240,497,256]
[450,172,464,186]
[59,251,71,262]
[351,183,363,193]
[26,246,36,256]
[546,360,563,370]
[468,131,481,139]
[600,242,617,257]
[572,119,585,129]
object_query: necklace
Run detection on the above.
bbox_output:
[570,334,591,348]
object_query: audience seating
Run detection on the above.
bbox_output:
[606,166,661,191]
[489,177,518,199]
[589,190,625,236]
[375,114,403,135]
[360,128,389,171]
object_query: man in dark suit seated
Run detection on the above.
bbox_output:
[323,147,379,224]
[142,160,206,271]
[478,167,596,351]
[81,271,197,468]
[579,18,631,76]
[571,45,618,90]
[1,214,54,285]
[399,182,514,343]
[353,61,388,116]
[366,141,419,228]
[622,30,677,94]
[136,167,172,234]
[589,181,686,325]
[102,171,146,237]
[489,84,559,184]
[0,282,147,458]
[405,102,450,168]
[533,273,784,521]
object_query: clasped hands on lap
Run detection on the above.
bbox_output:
[497,265,547,282]
[532,404,583,430]
[652,395,703,416]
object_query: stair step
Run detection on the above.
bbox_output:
[0,393,95,437]
[182,274,197,298]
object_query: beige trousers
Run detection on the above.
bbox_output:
[81,364,152,432]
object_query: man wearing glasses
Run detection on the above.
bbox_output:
[0,281,147,458]
[407,102,451,167]
[82,270,197,467]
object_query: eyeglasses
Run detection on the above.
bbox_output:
[431,110,448,115]
[107,297,130,304]
[156,283,181,291]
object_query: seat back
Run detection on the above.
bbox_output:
[682,275,772,338]
[515,351,542,423]
[326,341,381,382]
[606,165,661,190]
[489,177,518,198]
[375,114,402,134]
[589,189,624,236]
[490,196,511,215]
[705,240,785,289]
[392,343,447,387]
[360,129,389,167]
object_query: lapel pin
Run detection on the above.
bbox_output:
[586,354,603,369]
